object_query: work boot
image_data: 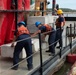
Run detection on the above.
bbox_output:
[28,66,33,71]
[56,46,60,49]
[11,66,18,70]
[49,53,55,56]
[45,50,51,53]
[27,64,33,71]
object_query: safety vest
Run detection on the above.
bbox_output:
[44,24,52,31]
[17,25,30,36]
[55,17,65,27]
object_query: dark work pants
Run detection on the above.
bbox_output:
[13,34,33,68]
[48,29,56,53]
[55,27,63,47]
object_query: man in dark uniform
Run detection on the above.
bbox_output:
[32,21,56,56]
[55,9,65,48]
[11,21,33,70]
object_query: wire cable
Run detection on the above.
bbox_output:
[0,28,61,74]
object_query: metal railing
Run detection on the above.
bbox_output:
[1,22,76,75]
[66,23,76,54]
[0,27,63,75]
[0,2,76,74]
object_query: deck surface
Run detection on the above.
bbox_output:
[0,48,60,75]
[0,21,76,75]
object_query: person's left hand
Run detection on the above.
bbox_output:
[11,43,15,47]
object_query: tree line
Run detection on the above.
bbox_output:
[47,8,76,12]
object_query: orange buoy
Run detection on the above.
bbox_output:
[66,54,76,64]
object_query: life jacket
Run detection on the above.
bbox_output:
[44,24,52,31]
[55,17,65,27]
[17,25,30,36]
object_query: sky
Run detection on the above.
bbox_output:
[47,0,76,10]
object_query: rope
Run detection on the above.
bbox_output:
[0,28,61,74]
[0,28,60,47]
[42,39,60,51]
[0,10,52,13]
[41,28,60,35]
[27,23,54,26]
[0,34,38,47]
[0,50,39,74]
[0,38,60,74]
